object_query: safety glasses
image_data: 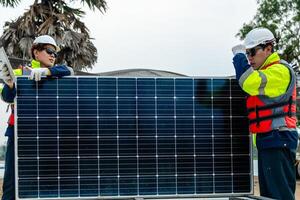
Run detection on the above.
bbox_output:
[246,46,264,57]
[44,48,58,58]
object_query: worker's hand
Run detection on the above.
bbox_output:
[29,68,50,81]
[232,44,246,56]
[0,63,14,88]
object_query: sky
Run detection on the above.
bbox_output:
[0,0,258,144]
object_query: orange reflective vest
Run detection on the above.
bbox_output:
[246,61,297,133]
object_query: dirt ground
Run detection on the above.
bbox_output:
[1,177,300,198]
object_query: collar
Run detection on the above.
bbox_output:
[31,59,41,69]
[258,52,280,70]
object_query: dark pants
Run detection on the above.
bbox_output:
[258,147,296,200]
[2,136,15,200]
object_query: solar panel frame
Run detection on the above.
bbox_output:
[15,76,253,200]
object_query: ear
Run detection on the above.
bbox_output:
[33,49,39,59]
[265,44,273,54]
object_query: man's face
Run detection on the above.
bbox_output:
[246,45,271,70]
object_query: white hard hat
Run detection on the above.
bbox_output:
[244,28,275,49]
[33,35,60,51]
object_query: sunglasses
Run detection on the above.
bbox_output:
[44,48,58,58]
[246,46,264,57]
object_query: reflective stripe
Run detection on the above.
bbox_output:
[278,127,297,132]
[67,66,75,76]
[0,84,3,101]
[239,67,254,87]
[14,69,22,76]
[258,71,267,95]
[252,134,256,147]
[242,71,262,96]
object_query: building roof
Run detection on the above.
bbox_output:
[7,57,186,77]
[80,68,187,77]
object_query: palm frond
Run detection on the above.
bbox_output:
[0,0,104,71]
[70,0,107,13]
[0,0,20,7]
[18,37,33,57]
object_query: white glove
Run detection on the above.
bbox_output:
[29,68,50,81]
[0,62,14,86]
[232,44,246,56]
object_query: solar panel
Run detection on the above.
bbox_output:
[15,76,252,199]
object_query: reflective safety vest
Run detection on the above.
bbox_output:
[246,60,297,133]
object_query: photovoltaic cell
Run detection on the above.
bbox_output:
[15,77,251,199]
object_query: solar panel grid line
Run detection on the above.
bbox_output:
[229,79,234,193]
[135,78,139,196]
[96,78,100,197]
[154,78,159,196]
[172,79,178,195]
[76,77,80,197]
[56,78,61,198]
[211,79,215,194]
[15,77,252,199]
[115,78,120,196]
[15,104,246,118]
[36,83,40,198]
[192,78,196,194]
[15,90,20,200]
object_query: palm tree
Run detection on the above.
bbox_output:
[0,0,107,71]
